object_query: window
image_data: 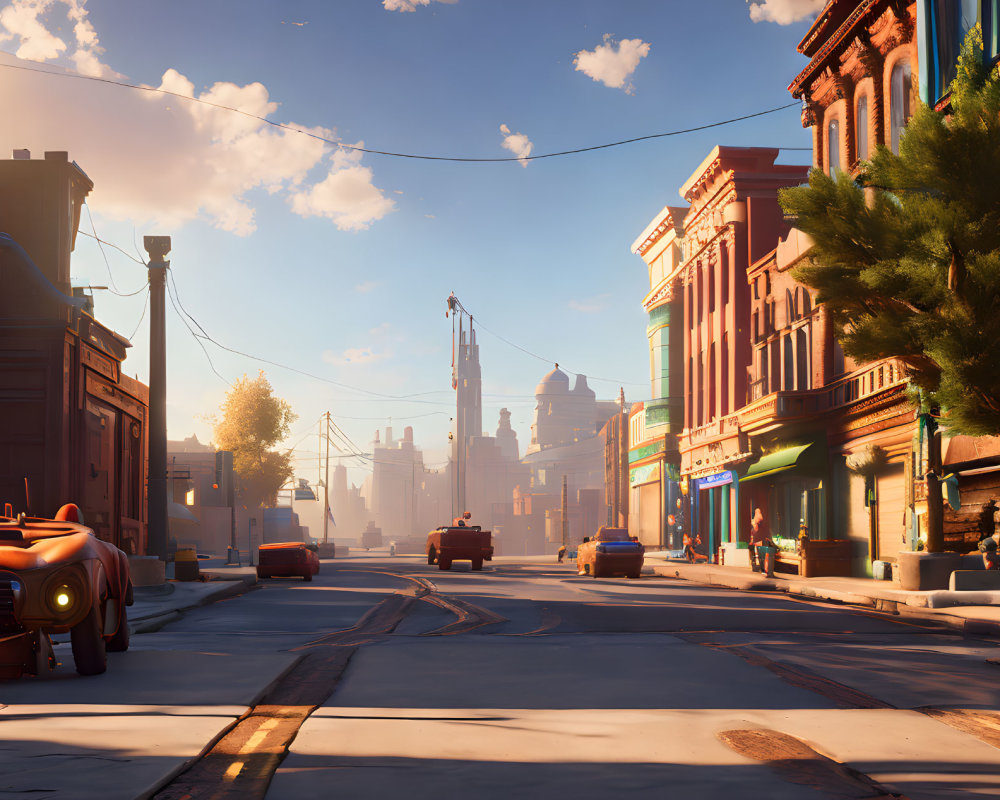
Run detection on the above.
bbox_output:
[786,288,796,324]
[890,60,912,154]
[856,95,869,161]
[708,261,716,313]
[989,0,1000,63]
[928,0,979,103]
[795,328,810,391]
[720,242,729,305]
[801,290,812,317]
[783,335,794,391]
[827,118,841,174]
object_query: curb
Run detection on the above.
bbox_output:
[128,575,258,634]
[652,564,1000,638]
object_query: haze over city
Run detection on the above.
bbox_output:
[0,0,815,490]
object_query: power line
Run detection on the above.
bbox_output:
[165,272,230,385]
[0,59,803,163]
[127,286,150,341]
[77,229,147,269]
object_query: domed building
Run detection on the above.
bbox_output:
[527,365,615,455]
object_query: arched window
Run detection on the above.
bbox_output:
[795,328,810,391]
[786,288,796,324]
[827,118,841,175]
[801,289,812,317]
[856,95,869,161]
[890,60,912,155]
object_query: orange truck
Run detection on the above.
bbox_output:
[576,527,644,579]
[426,518,493,571]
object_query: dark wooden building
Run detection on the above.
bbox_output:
[0,150,149,554]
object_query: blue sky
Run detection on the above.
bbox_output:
[0,0,823,486]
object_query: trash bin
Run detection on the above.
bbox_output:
[758,545,777,578]
[174,547,200,581]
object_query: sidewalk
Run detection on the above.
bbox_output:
[644,553,1000,637]
[128,566,258,634]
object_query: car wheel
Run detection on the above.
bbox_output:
[627,571,641,580]
[427,547,437,565]
[71,604,107,676]
[303,573,313,582]
[583,563,591,575]
[471,557,483,571]
[438,558,452,571]
[105,603,130,652]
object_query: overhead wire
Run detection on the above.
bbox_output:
[165,269,230,385]
[126,286,150,341]
[0,59,805,163]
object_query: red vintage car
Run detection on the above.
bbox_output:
[576,527,644,579]
[257,542,320,581]
[0,503,132,678]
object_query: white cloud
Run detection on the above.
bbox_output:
[383,0,457,12]
[0,0,394,235]
[323,323,397,365]
[499,123,533,167]
[573,34,650,95]
[568,294,611,314]
[747,0,824,25]
[289,144,395,231]
[354,281,381,293]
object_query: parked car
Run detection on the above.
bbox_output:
[577,527,644,579]
[0,503,133,678]
[257,542,320,581]
[426,520,492,571]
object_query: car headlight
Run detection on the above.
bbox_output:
[44,569,87,617]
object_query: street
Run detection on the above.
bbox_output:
[3,554,1000,799]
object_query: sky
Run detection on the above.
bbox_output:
[0,0,825,491]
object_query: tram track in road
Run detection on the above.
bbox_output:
[151,566,507,800]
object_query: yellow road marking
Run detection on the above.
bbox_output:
[239,717,280,754]
[223,761,243,781]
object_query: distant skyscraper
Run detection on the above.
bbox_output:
[455,320,481,513]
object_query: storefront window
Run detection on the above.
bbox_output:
[890,60,912,154]
[856,95,869,161]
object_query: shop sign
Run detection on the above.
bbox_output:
[630,462,660,487]
[698,471,733,488]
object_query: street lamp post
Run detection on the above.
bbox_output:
[144,235,170,561]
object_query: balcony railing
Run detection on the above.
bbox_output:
[742,358,908,428]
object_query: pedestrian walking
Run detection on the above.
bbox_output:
[557,544,567,563]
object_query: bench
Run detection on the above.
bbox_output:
[774,539,852,578]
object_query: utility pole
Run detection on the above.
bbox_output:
[322,411,331,546]
[561,474,568,550]
[144,235,170,561]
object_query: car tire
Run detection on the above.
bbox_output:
[471,557,483,571]
[71,605,107,676]
[438,558,452,571]
[105,603,130,652]
[303,574,313,582]
[627,571,641,580]
[428,547,437,565]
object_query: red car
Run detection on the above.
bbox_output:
[257,542,320,581]
[0,503,132,678]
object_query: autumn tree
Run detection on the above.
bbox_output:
[779,26,1000,552]
[213,371,297,509]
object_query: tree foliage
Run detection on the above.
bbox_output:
[780,25,1000,436]
[213,371,297,508]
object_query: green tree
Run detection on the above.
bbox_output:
[779,26,1000,552]
[213,371,297,509]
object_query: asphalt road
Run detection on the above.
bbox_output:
[3,553,1000,799]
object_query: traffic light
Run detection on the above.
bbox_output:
[215,450,234,503]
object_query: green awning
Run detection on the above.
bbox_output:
[740,444,813,483]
